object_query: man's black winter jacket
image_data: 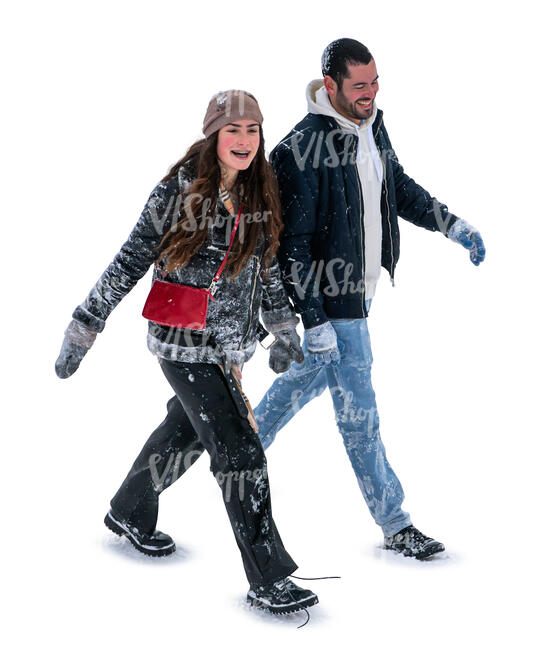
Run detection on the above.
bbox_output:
[271,109,460,329]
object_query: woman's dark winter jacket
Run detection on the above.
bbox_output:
[72,165,298,366]
[271,109,460,329]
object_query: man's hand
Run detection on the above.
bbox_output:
[55,320,97,378]
[269,328,304,374]
[447,219,486,266]
[305,321,340,366]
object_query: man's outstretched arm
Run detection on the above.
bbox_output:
[381,123,485,265]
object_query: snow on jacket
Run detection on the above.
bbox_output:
[72,163,299,366]
[271,108,460,329]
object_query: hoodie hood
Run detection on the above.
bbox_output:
[306,79,377,134]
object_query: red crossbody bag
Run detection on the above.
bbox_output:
[142,204,243,330]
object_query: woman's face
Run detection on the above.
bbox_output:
[217,119,260,174]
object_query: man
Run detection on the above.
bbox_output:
[253,38,485,559]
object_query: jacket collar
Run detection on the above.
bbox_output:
[372,108,383,136]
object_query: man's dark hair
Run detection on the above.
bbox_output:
[321,38,373,89]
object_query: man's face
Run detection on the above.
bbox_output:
[324,59,379,124]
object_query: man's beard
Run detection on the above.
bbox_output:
[336,89,372,121]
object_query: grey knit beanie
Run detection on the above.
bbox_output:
[203,89,263,138]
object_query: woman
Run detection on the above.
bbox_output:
[55,90,318,615]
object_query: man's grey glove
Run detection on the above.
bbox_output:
[55,320,97,379]
[305,321,340,366]
[269,328,304,374]
[447,219,486,266]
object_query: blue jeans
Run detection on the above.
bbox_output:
[254,301,411,537]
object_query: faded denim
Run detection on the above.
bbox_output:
[254,301,411,537]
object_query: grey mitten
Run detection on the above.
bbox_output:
[55,320,97,379]
[269,328,304,374]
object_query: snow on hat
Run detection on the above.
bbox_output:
[203,89,263,138]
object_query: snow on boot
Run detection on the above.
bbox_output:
[104,509,175,557]
[384,525,445,560]
[247,577,318,614]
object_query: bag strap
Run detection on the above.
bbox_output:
[205,203,243,299]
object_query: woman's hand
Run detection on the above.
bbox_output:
[268,328,304,374]
[55,320,97,378]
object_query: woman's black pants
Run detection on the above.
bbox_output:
[110,358,297,588]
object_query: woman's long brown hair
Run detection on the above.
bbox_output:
[155,127,282,279]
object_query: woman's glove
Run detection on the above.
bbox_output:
[447,219,486,266]
[55,320,97,378]
[305,321,340,366]
[269,328,304,374]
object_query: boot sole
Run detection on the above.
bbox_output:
[246,591,318,614]
[104,511,176,557]
[384,541,445,560]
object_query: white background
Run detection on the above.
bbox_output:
[2,0,541,648]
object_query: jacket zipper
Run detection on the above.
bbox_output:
[382,172,395,286]
[373,116,395,287]
[207,246,259,349]
[354,140,367,317]
[240,255,260,349]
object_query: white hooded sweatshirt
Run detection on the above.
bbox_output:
[306,80,383,300]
